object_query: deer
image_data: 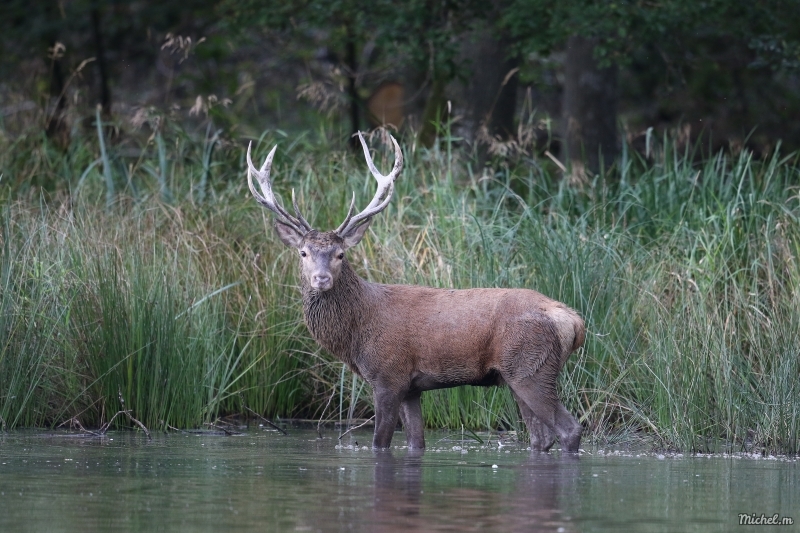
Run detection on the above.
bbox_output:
[246,132,584,452]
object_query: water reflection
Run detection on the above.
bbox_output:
[0,430,796,533]
[362,448,580,532]
[372,449,424,524]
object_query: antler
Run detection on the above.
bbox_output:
[247,142,312,234]
[335,132,403,236]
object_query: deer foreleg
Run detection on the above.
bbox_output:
[399,391,425,449]
[372,388,402,449]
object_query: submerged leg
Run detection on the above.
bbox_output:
[372,388,403,449]
[553,401,582,453]
[510,389,556,451]
[508,378,581,453]
[399,391,425,449]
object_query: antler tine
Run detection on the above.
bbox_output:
[334,192,357,235]
[246,142,309,234]
[335,132,403,236]
[246,142,280,211]
[291,189,312,231]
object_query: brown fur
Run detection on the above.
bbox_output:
[282,228,584,452]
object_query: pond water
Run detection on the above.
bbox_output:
[0,428,796,532]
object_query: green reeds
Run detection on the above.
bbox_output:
[0,123,798,453]
[0,211,76,427]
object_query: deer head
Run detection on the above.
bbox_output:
[247,132,403,291]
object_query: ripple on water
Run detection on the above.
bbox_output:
[0,428,796,532]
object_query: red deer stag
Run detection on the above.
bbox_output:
[246,133,584,452]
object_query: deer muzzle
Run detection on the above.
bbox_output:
[310,272,333,291]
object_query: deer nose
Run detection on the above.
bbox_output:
[312,273,332,290]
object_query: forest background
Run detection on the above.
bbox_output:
[1,0,799,454]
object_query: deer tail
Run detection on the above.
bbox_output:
[550,306,585,358]
[571,314,586,352]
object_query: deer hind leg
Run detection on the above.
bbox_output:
[508,375,582,453]
[510,389,555,451]
[553,400,582,453]
[501,312,582,452]
[399,391,425,449]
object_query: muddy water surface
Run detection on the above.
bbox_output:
[0,429,796,532]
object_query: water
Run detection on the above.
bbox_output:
[0,428,797,532]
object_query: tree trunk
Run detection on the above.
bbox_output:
[345,35,360,150]
[465,29,519,144]
[45,46,68,145]
[91,7,112,116]
[563,35,618,181]
[419,76,446,148]
[43,0,68,147]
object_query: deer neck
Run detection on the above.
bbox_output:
[301,260,369,366]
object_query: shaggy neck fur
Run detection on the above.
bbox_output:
[301,259,368,369]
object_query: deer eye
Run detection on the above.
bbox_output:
[300,250,307,257]
[337,252,344,260]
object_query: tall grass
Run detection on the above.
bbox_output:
[0,122,798,453]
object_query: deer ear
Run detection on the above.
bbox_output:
[340,218,372,249]
[274,220,304,248]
